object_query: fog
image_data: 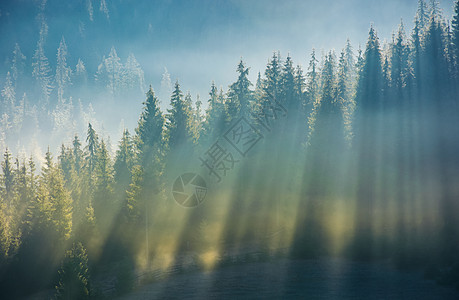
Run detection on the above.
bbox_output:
[1,0,459,298]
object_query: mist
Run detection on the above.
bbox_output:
[1,0,459,299]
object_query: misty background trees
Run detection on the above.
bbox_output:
[1,0,459,298]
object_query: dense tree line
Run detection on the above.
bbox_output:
[0,1,146,153]
[1,0,459,297]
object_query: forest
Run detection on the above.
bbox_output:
[1,0,459,298]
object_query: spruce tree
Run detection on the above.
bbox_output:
[306,49,319,114]
[280,55,296,111]
[85,123,99,179]
[1,148,15,206]
[55,37,71,103]
[55,242,90,300]
[1,72,16,116]
[391,22,409,102]
[451,0,459,81]
[165,81,193,152]
[202,82,226,143]
[227,59,253,121]
[114,129,134,189]
[135,86,164,188]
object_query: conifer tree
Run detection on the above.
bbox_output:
[165,81,193,152]
[391,22,409,101]
[280,55,296,111]
[451,0,459,82]
[32,20,52,108]
[55,37,72,103]
[356,26,383,112]
[55,242,90,300]
[306,49,319,114]
[10,43,26,87]
[114,129,134,189]
[202,82,226,143]
[93,140,114,229]
[1,72,16,116]
[416,0,430,35]
[227,59,253,121]
[1,148,15,206]
[85,123,99,179]
[135,86,164,186]
[72,135,83,175]
[261,52,282,109]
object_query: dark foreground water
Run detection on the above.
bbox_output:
[119,258,459,299]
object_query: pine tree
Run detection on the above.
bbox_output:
[451,0,459,81]
[1,72,15,115]
[56,37,72,103]
[96,47,122,95]
[58,144,73,186]
[316,52,341,133]
[32,20,52,108]
[1,148,15,206]
[72,135,83,175]
[422,4,449,101]
[337,45,356,145]
[85,123,99,179]
[124,53,145,92]
[391,22,409,101]
[166,81,193,151]
[416,0,430,36]
[261,52,282,109]
[93,140,114,227]
[382,54,391,99]
[356,26,383,112]
[412,16,423,90]
[352,26,385,259]
[294,65,306,108]
[55,242,90,299]
[125,165,143,224]
[280,55,296,111]
[192,94,203,142]
[227,59,253,120]
[15,157,29,219]
[306,49,319,113]
[126,86,166,228]
[202,82,226,143]
[10,43,26,87]
[95,140,113,192]
[114,129,134,188]
[38,148,72,241]
[135,86,164,172]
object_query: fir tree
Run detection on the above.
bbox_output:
[227,59,253,120]
[166,81,193,151]
[451,0,459,80]
[114,129,134,188]
[135,86,164,177]
[55,37,72,103]
[1,72,15,116]
[202,82,226,143]
[32,20,52,108]
[391,21,409,100]
[72,135,83,175]
[85,123,99,179]
[10,43,26,87]
[1,148,15,206]
[306,49,319,113]
[280,55,296,111]
[55,242,90,300]
[356,26,383,112]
